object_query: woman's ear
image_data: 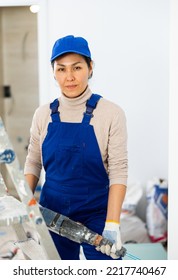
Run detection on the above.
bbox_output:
[88,71,93,79]
[89,61,93,79]
[90,60,93,70]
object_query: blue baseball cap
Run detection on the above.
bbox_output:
[50,35,91,62]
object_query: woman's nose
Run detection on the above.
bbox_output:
[66,70,74,81]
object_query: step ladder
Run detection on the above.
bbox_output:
[0,117,60,260]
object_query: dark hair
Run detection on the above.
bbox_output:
[51,54,93,78]
[83,56,93,79]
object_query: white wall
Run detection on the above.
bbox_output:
[45,0,169,187]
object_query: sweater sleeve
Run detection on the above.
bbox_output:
[24,108,42,179]
[107,108,128,187]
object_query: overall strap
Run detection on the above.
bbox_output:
[82,94,102,125]
[50,98,61,122]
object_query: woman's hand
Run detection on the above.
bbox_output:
[96,221,122,259]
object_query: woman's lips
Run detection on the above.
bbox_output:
[66,85,77,90]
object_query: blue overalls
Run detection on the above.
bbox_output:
[39,94,120,260]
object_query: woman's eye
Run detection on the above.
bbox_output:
[58,68,65,72]
[74,66,81,71]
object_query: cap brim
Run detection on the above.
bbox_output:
[51,50,91,62]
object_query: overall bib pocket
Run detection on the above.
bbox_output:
[55,144,83,179]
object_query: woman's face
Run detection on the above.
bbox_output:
[53,53,93,98]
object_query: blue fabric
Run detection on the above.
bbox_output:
[40,94,121,260]
[51,35,91,62]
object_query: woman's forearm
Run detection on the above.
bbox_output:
[106,184,127,223]
[25,174,39,194]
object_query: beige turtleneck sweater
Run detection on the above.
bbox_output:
[24,87,128,187]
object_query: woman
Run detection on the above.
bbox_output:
[24,35,128,260]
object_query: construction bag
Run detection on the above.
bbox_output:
[146,178,168,242]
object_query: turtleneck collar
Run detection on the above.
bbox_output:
[60,86,92,108]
